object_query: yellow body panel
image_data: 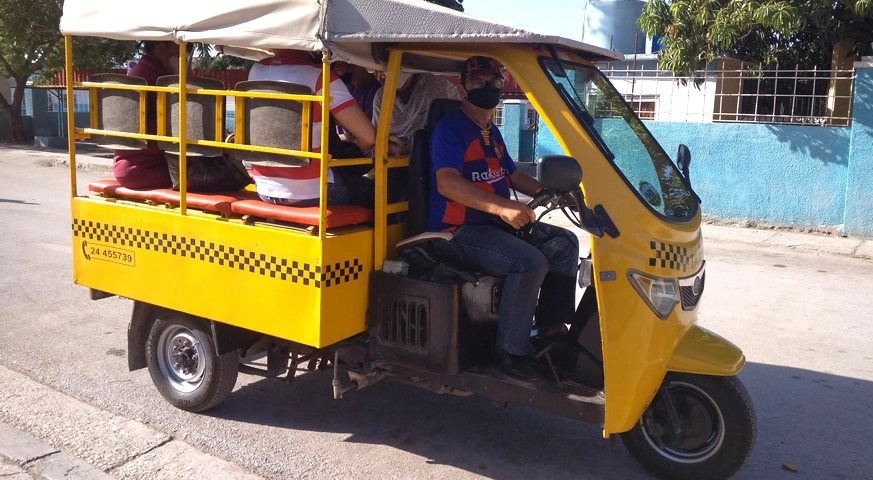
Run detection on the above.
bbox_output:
[460,44,719,434]
[667,325,746,375]
[71,197,371,348]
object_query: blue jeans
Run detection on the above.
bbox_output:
[435,223,579,356]
[259,169,373,207]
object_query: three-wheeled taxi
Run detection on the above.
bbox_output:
[59,1,756,478]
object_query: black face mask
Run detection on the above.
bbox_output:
[465,86,501,109]
[339,72,354,85]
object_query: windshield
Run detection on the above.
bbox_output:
[539,57,697,221]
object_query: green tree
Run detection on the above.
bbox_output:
[638,0,873,77]
[0,0,137,143]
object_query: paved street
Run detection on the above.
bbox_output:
[0,145,872,479]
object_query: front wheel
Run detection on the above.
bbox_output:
[145,312,239,412]
[621,373,756,480]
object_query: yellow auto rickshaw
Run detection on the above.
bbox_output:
[59,1,755,478]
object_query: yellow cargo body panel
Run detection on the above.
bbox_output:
[71,197,372,348]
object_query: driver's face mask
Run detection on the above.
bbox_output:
[465,85,501,109]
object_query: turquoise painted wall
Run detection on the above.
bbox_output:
[531,92,864,232]
[647,122,849,227]
[844,67,873,236]
[500,102,523,161]
[498,102,538,163]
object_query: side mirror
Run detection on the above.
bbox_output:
[676,144,691,180]
[537,155,582,191]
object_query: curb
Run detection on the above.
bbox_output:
[0,365,264,480]
[0,422,113,480]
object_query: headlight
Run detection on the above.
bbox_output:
[628,270,679,320]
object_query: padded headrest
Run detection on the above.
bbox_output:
[425,99,462,130]
[88,74,149,151]
[233,80,313,166]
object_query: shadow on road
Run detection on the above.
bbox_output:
[201,360,873,479]
[0,198,39,205]
[207,365,647,479]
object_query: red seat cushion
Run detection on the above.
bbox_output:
[88,179,259,213]
[230,200,372,228]
[88,179,122,195]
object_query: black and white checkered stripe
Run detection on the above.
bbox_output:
[72,219,362,288]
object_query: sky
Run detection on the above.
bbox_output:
[462,0,588,41]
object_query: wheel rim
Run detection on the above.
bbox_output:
[156,325,207,393]
[639,381,725,464]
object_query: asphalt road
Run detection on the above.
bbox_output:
[1,149,872,479]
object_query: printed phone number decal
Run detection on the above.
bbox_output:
[82,241,135,267]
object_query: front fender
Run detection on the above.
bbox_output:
[666,325,745,376]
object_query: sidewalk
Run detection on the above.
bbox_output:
[0,365,263,480]
[702,221,873,258]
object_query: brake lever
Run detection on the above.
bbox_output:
[571,189,604,238]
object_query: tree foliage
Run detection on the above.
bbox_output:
[639,0,873,77]
[0,0,137,142]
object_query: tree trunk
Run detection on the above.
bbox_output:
[827,38,856,126]
[0,75,30,144]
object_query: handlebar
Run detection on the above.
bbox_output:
[525,187,604,239]
[526,189,558,210]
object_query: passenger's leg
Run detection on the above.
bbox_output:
[532,223,580,328]
[327,171,374,207]
[259,195,318,207]
[435,225,548,356]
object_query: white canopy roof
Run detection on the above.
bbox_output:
[60,0,622,70]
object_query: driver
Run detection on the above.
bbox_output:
[427,56,579,381]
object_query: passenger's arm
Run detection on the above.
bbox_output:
[435,167,535,229]
[371,87,383,127]
[334,105,376,152]
[508,170,543,198]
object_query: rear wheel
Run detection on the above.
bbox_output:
[145,312,238,412]
[620,373,756,480]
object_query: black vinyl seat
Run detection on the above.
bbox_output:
[397,99,495,282]
[405,98,462,237]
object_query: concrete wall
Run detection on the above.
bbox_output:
[844,62,873,235]
[26,89,89,138]
[498,101,537,163]
[534,115,852,229]
[647,122,849,227]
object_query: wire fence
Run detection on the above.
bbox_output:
[599,64,856,126]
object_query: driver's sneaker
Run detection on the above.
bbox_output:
[495,347,538,381]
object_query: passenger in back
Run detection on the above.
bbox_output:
[247,50,376,207]
[372,71,460,203]
[372,72,461,156]
[112,41,176,189]
[114,41,249,193]
[332,61,382,121]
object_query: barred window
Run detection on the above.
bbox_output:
[525,106,539,128]
[48,90,89,113]
[493,101,504,127]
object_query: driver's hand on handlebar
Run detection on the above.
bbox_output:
[499,202,536,229]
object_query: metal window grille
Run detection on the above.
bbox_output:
[525,107,539,129]
[47,89,89,113]
[494,102,504,127]
[598,63,855,126]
